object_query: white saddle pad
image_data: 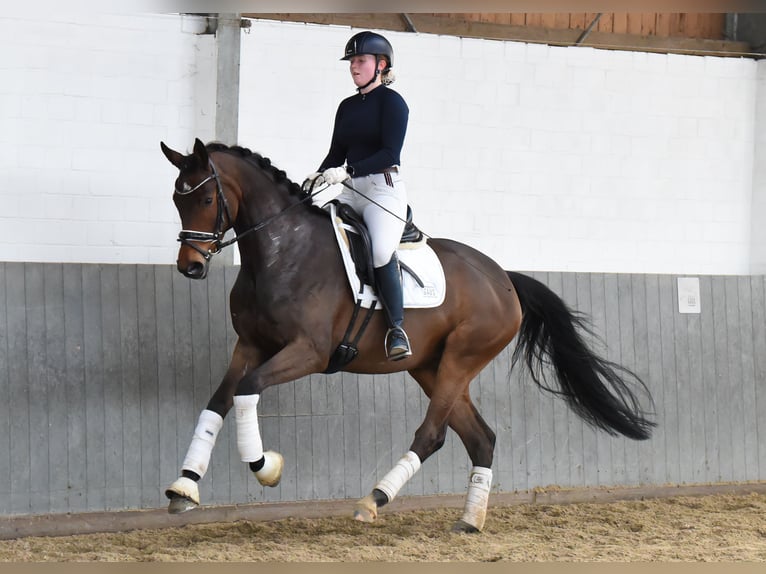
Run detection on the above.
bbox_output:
[326,203,446,310]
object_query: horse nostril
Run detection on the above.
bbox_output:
[178,261,207,280]
[188,262,207,279]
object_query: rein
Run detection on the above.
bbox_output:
[175,159,326,260]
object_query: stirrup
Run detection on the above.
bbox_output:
[385,327,412,361]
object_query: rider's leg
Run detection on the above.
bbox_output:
[373,253,412,360]
[361,173,410,360]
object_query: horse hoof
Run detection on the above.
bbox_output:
[168,495,199,514]
[165,476,200,514]
[353,508,376,522]
[255,450,284,487]
[353,494,378,523]
[451,519,481,534]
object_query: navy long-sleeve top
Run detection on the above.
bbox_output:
[318,85,409,177]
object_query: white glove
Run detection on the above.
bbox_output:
[322,166,350,185]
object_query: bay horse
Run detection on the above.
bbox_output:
[160,138,655,533]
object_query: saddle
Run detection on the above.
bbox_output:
[328,200,425,290]
[321,201,433,374]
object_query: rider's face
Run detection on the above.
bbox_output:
[349,54,382,88]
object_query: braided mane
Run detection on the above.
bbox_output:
[206,142,308,199]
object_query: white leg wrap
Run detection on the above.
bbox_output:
[234,394,264,463]
[460,466,493,531]
[374,451,421,502]
[181,409,223,478]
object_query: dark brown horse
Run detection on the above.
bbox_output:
[160,138,655,532]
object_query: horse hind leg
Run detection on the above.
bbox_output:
[446,397,496,533]
[353,451,422,522]
[354,372,495,533]
[354,352,493,530]
[352,400,495,533]
[353,364,444,523]
[356,394,497,532]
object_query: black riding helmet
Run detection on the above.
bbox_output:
[341,31,394,69]
[341,32,394,92]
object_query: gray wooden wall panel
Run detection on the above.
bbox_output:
[26,265,47,516]
[7,263,29,514]
[0,263,9,515]
[155,265,180,511]
[2,262,766,518]
[63,266,83,508]
[81,265,104,511]
[752,277,766,478]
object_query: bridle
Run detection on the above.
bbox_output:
[175,159,233,261]
[174,158,326,261]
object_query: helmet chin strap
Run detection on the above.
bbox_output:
[357,56,382,93]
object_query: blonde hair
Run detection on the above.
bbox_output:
[381,69,396,85]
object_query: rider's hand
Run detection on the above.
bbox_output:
[301,171,323,192]
[322,166,350,185]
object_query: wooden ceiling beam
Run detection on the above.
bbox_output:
[244,13,755,58]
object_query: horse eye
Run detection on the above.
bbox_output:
[204,196,214,206]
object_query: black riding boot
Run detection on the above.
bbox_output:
[373,254,412,361]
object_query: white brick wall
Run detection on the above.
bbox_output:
[239,20,760,274]
[0,12,215,264]
[752,60,766,274]
[2,16,761,274]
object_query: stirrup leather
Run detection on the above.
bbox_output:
[385,326,412,361]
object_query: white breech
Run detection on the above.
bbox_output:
[335,171,407,268]
[460,466,493,530]
[234,394,264,462]
[374,450,421,502]
[181,409,223,478]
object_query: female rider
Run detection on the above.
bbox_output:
[307,31,412,361]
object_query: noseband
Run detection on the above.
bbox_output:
[175,160,233,261]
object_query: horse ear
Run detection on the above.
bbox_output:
[160,141,186,169]
[193,138,209,167]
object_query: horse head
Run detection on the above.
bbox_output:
[161,138,237,279]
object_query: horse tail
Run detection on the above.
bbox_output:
[507,271,656,440]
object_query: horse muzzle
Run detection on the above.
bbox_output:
[177,258,209,280]
[176,230,220,279]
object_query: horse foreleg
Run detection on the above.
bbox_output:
[233,338,325,488]
[232,393,284,487]
[165,408,224,513]
[166,343,264,514]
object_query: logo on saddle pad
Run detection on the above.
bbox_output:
[325,202,446,310]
